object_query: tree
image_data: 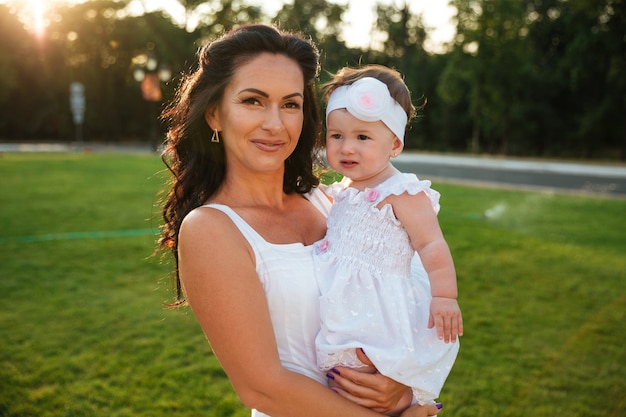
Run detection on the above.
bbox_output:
[0,5,40,137]
[272,0,345,42]
[537,0,626,159]
[45,0,196,142]
[1,0,623,159]
[441,0,537,154]
[440,0,626,158]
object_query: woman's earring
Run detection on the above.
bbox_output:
[211,129,220,143]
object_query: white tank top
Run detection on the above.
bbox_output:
[203,187,332,417]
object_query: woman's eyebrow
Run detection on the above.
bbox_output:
[238,88,268,97]
[238,88,303,100]
[283,92,304,100]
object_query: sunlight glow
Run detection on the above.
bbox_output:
[1,0,455,52]
[31,0,45,38]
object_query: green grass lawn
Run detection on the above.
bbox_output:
[0,152,624,416]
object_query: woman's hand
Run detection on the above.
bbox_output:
[327,349,413,414]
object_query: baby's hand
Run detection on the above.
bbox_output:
[428,297,463,343]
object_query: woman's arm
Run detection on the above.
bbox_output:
[179,207,425,417]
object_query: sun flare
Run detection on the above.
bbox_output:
[31,0,45,38]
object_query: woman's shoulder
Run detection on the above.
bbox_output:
[179,205,255,266]
[181,204,240,241]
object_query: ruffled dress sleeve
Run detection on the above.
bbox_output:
[373,173,441,214]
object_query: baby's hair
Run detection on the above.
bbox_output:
[322,64,417,125]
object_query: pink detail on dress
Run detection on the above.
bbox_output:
[316,239,329,254]
[364,188,380,202]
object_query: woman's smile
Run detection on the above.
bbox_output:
[251,138,286,152]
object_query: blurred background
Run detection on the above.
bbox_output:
[0,0,624,160]
[1,3,625,416]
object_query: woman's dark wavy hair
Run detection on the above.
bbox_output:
[159,24,322,303]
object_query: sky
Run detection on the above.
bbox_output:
[240,0,457,52]
[4,0,456,52]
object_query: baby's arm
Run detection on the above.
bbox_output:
[390,191,463,343]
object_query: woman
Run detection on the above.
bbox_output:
[159,24,441,417]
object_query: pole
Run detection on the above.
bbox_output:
[69,82,86,147]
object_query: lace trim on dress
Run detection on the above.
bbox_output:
[320,348,371,370]
[411,387,438,406]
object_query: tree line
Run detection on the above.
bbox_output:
[0,0,624,160]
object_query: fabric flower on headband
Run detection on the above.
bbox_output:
[326,77,408,143]
[345,78,395,122]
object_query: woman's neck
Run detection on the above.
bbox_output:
[212,169,288,209]
[208,169,325,246]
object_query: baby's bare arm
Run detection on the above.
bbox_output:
[390,191,463,343]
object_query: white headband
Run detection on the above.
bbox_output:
[325,77,408,143]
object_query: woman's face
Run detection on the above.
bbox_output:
[206,53,305,174]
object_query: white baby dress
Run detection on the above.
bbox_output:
[314,173,459,404]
